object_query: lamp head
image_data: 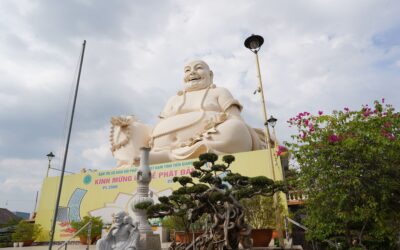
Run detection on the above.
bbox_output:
[267,115,278,128]
[244,34,264,53]
[47,152,55,161]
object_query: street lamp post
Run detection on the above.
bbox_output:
[46,152,55,177]
[267,115,277,129]
[268,117,291,245]
[245,34,285,248]
[268,115,287,182]
[267,115,279,163]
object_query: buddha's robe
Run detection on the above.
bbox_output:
[150,84,264,161]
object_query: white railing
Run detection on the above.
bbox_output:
[287,191,308,204]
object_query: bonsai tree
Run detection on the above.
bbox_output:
[70,216,103,243]
[137,153,285,249]
[287,100,400,249]
[11,221,42,243]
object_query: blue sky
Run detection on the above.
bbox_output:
[0,0,399,213]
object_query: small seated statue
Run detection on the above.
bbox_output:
[110,60,265,167]
[96,211,139,250]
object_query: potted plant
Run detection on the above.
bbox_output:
[11,221,42,247]
[70,216,103,245]
[11,234,21,248]
[241,195,286,247]
[160,215,206,243]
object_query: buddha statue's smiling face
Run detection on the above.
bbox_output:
[183,60,213,91]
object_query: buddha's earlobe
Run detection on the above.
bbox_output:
[210,70,214,84]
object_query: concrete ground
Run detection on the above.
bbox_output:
[2,245,303,250]
[2,242,172,250]
[2,242,303,250]
[2,246,96,250]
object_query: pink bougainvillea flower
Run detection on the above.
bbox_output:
[318,111,323,115]
[276,145,288,156]
[328,134,340,143]
[363,108,372,117]
[308,124,315,132]
[278,145,287,151]
[383,122,391,128]
[299,132,307,140]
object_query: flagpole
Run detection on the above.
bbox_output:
[48,40,86,249]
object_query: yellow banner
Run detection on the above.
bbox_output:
[35,149,284,241]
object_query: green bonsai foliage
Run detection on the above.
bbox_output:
[70,216,103,239]
[287,100,400,249]
[11,221,42,242]
[138,153,285,249]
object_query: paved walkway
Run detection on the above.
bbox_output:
[3,246,95,250]
[2,243,302,250]
[2,242,172,250]
[2,245,303,250]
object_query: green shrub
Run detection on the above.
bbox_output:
[11,221,42,242]
[70,216,103,238]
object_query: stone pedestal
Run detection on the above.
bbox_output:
[139,232,162,250]
[131,148,161,250]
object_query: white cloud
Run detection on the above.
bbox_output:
[81,145,112,170]
[0,158,45,212]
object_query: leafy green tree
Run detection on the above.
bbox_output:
[11,221,42,242]
[287,100,400,249]
[284,168,301,191]
[137,153,285,249]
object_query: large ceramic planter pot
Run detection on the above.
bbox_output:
[251,228,273,247]
[79,235,98,245]
[23,240,34,246]
[175,231,203,244]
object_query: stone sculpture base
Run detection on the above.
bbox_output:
[139,232,161,250]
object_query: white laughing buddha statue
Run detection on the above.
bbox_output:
[110,60,265,167]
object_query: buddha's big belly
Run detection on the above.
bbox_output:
[151,111,211,149]
[151,111,252,153]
